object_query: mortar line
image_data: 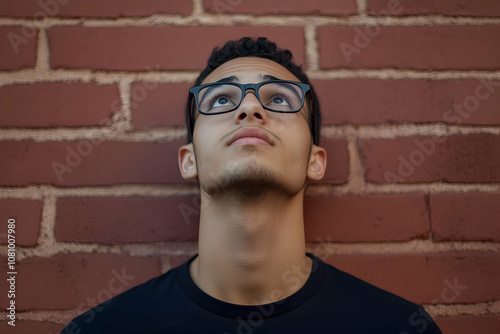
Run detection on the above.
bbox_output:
[304,25,319,72]
[191,0,204,16]
[307,69,500,80]
[320,124,500,139]
[424,300,500,317]
[2,69,500,89]
[2,239,498,262]
[35,196,57,251]
[0,122,499,142]
[1,15,500,27]
[1,183,499,201]
[306,182,500,197]
[357,0,368,17]
[110,78,134,132]
[345,138,366,192]
[34,27,50,70]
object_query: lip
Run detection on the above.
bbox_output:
[227,127,274,147]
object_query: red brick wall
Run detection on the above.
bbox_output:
[1,0,499,332]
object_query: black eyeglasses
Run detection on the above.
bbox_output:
[188,80,318,143]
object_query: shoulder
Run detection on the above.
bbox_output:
[317,260,442,333]
[60,267,179,334]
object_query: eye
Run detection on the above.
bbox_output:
[211,95,233,109]
[270,95,290,107]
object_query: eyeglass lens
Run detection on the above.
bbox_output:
[197,82,304,114]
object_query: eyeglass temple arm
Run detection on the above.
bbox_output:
[187,93,195,143]
[307,91,319,145]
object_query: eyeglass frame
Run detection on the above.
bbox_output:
[187,79,318,145]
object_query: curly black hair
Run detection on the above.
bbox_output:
[186,37,321,145]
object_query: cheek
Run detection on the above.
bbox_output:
[277,113,312,146]
[278,127,312,174]
[193,113,233,139]
[193,116,220,147]
[192,118,228,164]
[270,110,309,137]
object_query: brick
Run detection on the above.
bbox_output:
[204,0,357,15]
[0,199,42,246]
[55,197,200,243]
[0,26,37,70]
[312,79,500,126]
[0,254,160,310]
[49,26,305,71]
[0,83,120,128]
[318,25,500,70]
[320,251,500,304]
[132,82,192,129]
[304,194,429,242]
[360,134,500,183]
[367,0,500,17]
[0,321,64,334]
[430,193,500,242]
[0,140,189,187]
[316,138,349,184]
[0,0,192,18]
[434,315,500,334]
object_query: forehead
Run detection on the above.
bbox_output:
[201,57,301,85]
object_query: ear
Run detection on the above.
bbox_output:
[307,144,327,181]
[178,143,198,179]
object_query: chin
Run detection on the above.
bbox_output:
[201,163,301,198]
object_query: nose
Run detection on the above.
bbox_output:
[233,90,268,123]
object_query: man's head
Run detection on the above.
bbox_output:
[179,37,326,198]
[186,37,321,146]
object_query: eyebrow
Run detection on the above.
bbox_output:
[260,74,281,82]
[214,74,283,83]
[214,76,238,83]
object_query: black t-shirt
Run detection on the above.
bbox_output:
[61,253,442,333]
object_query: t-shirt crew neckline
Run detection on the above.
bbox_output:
[176,252,326,319]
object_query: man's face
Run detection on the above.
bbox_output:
[180,56,325,198]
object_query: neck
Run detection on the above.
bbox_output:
[189,189,312,305]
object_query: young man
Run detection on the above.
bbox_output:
[61,37,442,333]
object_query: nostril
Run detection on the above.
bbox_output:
[238,113,246,120]
[254,113,263,119]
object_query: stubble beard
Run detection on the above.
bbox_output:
[200,160,303,200]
